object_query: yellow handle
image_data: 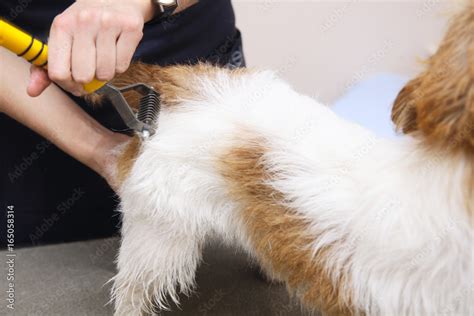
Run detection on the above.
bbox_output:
[0,19,106,93]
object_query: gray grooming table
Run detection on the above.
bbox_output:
[1,238,313,315]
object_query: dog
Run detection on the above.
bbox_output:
[89,4,473,315]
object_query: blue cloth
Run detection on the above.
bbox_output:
[332,74,408,138]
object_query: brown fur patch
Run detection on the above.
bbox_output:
[218,138,354,315]
[86,62,248,110]
[392,4,474,154]
[110,63,208,109]
[116,136,141,185]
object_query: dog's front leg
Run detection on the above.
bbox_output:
[112,214,203,315]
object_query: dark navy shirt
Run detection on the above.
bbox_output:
[0,0,243,247]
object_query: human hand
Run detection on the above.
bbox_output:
[27,0,155,97]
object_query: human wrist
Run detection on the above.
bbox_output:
[133,0,156,23]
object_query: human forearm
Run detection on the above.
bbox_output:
[0,48,128,188]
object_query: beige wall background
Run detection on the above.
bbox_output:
[233,0,455,104]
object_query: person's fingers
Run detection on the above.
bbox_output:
[96,16,120,81]
[27,66,52,97]
[48,14,73,87]
[71,11,97,85]
[115,18,143,74]
[58,82,86,97]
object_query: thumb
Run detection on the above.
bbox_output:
[27,65,52,97]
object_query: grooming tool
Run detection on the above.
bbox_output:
[0,18,160,139]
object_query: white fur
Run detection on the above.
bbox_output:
[112,68,473,315]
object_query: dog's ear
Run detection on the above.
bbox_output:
[392,3,474,153]
[391,77,422,135]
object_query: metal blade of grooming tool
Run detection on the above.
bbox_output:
[96,83,160,139]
